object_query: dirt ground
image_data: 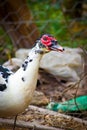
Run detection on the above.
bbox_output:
[0,69,87,130]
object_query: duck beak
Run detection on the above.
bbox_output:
[48,42,64,52]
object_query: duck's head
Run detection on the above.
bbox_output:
[35,34,64,54]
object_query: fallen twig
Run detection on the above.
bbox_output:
[0,105,87,130]
[27,105,87,130]
[0,118,62,130]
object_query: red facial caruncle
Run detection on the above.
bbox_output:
[41,34,57,46]
[40,34,64,52]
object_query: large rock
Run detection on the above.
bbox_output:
[40,47,84,85]
[15,47,85,86]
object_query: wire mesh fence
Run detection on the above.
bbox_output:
[0,0,87,129]
[0,0,87,50]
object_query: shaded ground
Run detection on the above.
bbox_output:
[37,69,87,102]
[0,69,87,130]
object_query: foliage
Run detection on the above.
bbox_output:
[0,1,87,63]
[27,1,87,48]
[0,27,13,63]
[0,27,13,50]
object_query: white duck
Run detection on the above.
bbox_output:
[0,34,64,117]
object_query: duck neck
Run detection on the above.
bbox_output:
[9,47,42,96]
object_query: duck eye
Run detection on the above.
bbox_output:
[52,40,58,44]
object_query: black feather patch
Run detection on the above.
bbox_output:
[0,65,12,82]
[21,77,25,82]
[0,84,7,91]
[22,57,33,71]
